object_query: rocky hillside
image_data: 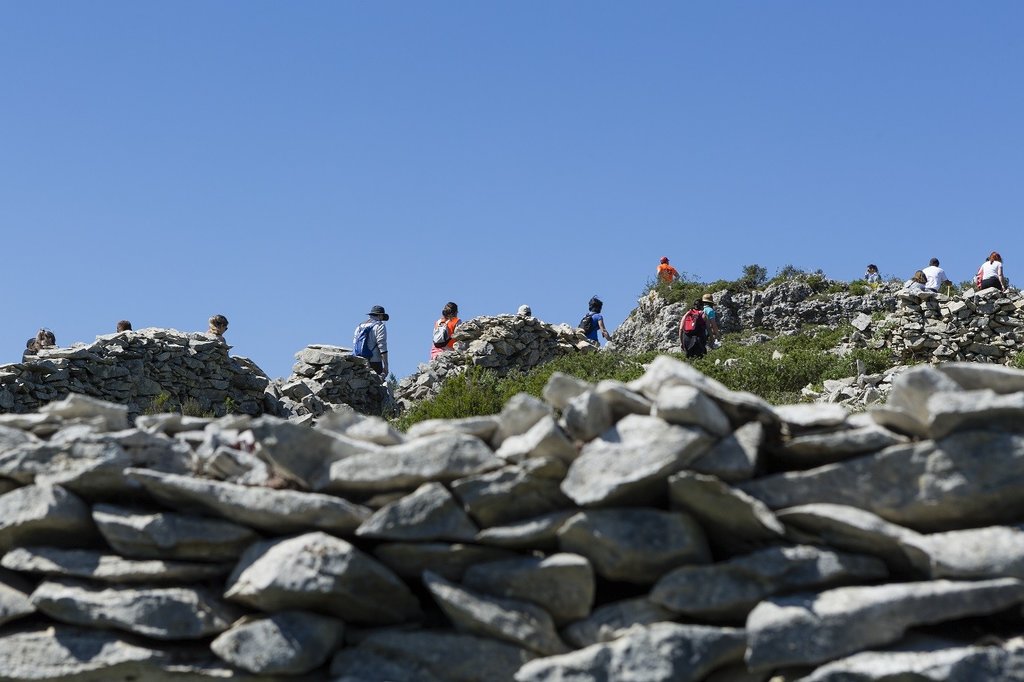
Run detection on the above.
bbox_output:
[1,358,1024,679]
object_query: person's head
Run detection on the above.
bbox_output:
[701,293,715,307]
[866,264,878,274]
[660,256,669,264]
[116,320,132,332]
[517,304,532,317]
[588,296,603,313]
[209,314,229,333]
[691,299,704,311]
[929,258,940,267]
[367,305,389,321]
[989,251,1002,263]
[36,329,55,347]
[442,302,458,318]
[913,270,926,284]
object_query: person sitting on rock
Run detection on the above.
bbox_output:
[921,258,950,293]
[517,304,532,317]
[864,264,882,286]
[208,314,229,342]
[903,270,927,292]
[431,302,460,360]
[976,251,1007,291]
[23,328,56,363]
[116,320,132,332]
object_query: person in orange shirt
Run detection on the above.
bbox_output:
[657,256,679,284]
[430,301,460,360]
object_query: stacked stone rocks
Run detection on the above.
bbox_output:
[0,329,270,419]
[609,281,901,356]
[859,287,1024,364]
[2,357,1024,680]
[394,314,595,407]
[271,345,390,422]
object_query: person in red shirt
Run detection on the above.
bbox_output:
[657,256,679,284]
[430,301,460,360]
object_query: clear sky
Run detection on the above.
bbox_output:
[3,2,1022,381]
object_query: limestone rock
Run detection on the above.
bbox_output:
[316,432,500,495]
[650,545,888,621]
[514,622,746,682]
[689,421,761,482]
[92,504,258,562]
[561,390,614,443]
[474,511,576,551]
[0,484,94,552]
[899,524,1024,579]
[0,579,34,628]
[452,457,572,528]
[423,571,569,656]
[669,472,785,551]
[561,414,713,507]
[558,508,711,584]
[356,482,479,542]
[126,468,371,536]
[462,552,595,625]
[30,579,240,640]
[653,385,732,436]
[561,597,677,649]
[1,546,231,584]
[332,629,534,682]
[494,415,577,464]
[224,531,421,625]
[745,578,1024,671]
[210,610,344,675]
[249,415,379,488]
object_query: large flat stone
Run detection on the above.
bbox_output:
[1,546,231,583]
[745,578,1024,671]
[126,468,371,535]
[0,484,95,552]
[211,610,344,675]
[462,552,594,625]
[356,482,479,542]
[224,531,421,625]
[561,414,713,507]
[452,457,572,527]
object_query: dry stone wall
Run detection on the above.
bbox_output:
[1,359,1024,679]
[0,329,271,419]
[394,314,596,407]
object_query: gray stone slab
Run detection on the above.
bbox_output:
[1,546,232,583]
[0,484,95,552]
[356,482,479,542]
[452,457,572,528]
[211,610,344,675]
[462,552,594,625]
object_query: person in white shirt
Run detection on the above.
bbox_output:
[921,258,950,293]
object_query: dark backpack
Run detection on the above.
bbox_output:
[682,309,706,336]
[579,313,594,334]
[353,323,375,359]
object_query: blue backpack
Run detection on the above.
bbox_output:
[353,323,375,359]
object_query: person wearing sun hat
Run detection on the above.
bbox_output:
[353,305,390,376]
[656,256,680,284]
[701,293,721,349]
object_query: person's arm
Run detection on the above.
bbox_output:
[598,317,611,340]
[998,263,1006,289]
[375,324,389,375]
[710,317,720,343]
[678,318,685,347]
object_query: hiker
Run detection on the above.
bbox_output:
[903,270,927,292]
[208,315,229,342]
[702,293,721,349]
[353,305,389,376]
[517,304,532,317]
[657,257,679,284]
[864,264,881,286]
[580,296,611,345]
[921,258,950,293]
[679,300,707,359]
[976,251,1007,291]
[116,320,132,332]
[23,328,56,362]
[431,302,460,360]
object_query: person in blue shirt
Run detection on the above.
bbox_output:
[583,296,611,345]
[702,294,720,348]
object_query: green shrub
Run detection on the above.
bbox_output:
[1012,353,1024,371]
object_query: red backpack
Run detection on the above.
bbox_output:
[682,309,706,335]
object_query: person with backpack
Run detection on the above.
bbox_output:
[656,256,679,284]
[679,300,707,359]
[352,305,389,377]
[580,296,611,345]
[431,301,460,360]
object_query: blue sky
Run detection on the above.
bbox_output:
[3,2,1022,381]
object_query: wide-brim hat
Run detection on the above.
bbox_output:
[368,305,390,321]
[701,293,715,304]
